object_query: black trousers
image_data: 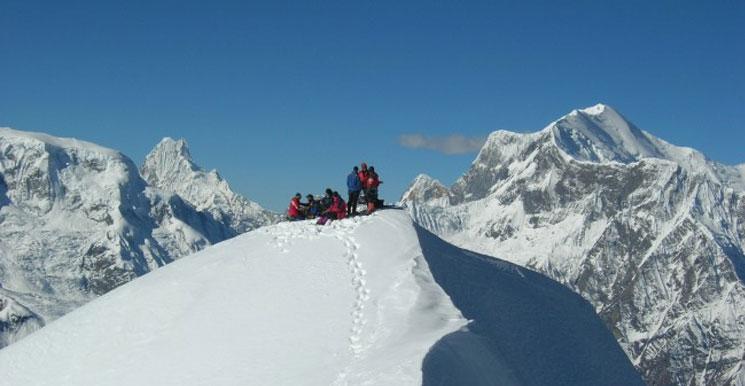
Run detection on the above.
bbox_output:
[364,188,378,207]
[348,190,360,215]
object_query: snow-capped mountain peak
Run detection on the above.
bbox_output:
[141,137,198,184]
[578,102,611,116]
[141,137,278,233]
[402,174,450,204]
[549,104,664,164]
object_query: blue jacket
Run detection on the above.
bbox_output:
[347,172,362,192]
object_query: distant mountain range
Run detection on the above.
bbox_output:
[0,128,277,347]
[402,104,745,385]
[3,104,743,385]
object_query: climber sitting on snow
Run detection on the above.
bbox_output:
[319,188,334,213]
[333,191,348,218]
[320,191,347,221]
[302,194,321,219]
[287,193,304,221]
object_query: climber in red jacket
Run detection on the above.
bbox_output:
[287,193,304,220]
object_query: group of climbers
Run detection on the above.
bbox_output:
[287,162,382,223]
[346,163,381,216]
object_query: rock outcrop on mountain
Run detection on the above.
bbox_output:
[0,128,276,348]
[402,105,745,386]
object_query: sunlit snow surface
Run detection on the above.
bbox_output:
[0,211,642,385]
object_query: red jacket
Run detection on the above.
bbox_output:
[336,198,347,219]
[326,196,347,219]
[367,171,380,189]
[358,170,370,189]
[287,196,301,217]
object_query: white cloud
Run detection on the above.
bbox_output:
[398,133,486,155]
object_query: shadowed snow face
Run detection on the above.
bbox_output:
[416,224,644,386]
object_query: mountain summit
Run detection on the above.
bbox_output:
[403,105,745,385]
[141,137,278,233]
[549,103,665,163]
[0,211,642,386]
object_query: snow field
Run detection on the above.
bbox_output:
[0,211,466,386]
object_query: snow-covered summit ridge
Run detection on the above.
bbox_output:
[0,126,144,216]
[546,104,742,184]
[0,127,123,158]
[433,104,744,203]
[0,211,642,386]
[474,104,722,168]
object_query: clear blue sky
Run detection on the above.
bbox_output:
[1,1,743,211]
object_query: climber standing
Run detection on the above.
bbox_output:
[365,166,382,213]
[358,163,370,204]
[347,166,362,216]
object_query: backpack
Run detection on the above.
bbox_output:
[368,171,380,188]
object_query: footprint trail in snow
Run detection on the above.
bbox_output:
[260,216,372,356]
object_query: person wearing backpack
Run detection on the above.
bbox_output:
[287,193,304,221]
[358,162,370,204]
[347,166,362,216]
[366,166,382,213]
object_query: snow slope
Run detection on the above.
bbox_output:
[0,211,642,386]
